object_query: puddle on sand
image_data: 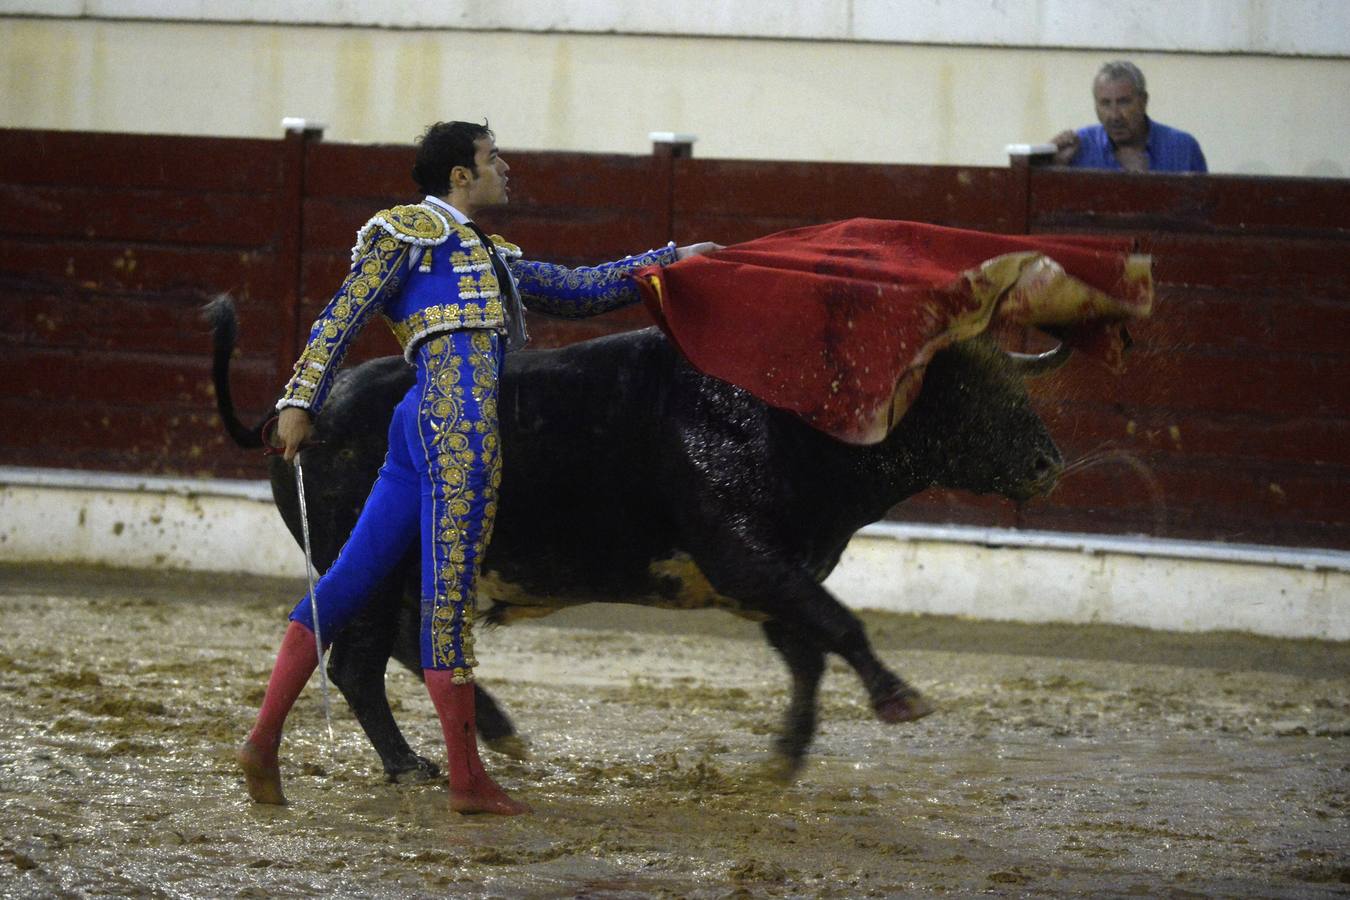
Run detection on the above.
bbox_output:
[0,562,1346,898]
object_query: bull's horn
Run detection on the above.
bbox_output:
[1007,341,1073,377]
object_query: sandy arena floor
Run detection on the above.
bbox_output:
[0,561,1346,898]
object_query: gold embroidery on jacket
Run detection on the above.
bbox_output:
[354,204,449,257]
[387,299,508,352]
[280,234,409,408]
[511,246,674,318]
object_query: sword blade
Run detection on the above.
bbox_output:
[294,453,335,742]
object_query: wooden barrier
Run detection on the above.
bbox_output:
[1014,167,1349,549]
[0,127,1345,549]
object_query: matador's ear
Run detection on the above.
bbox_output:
[450,165,474,188]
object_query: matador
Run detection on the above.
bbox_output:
[238,120,719,815]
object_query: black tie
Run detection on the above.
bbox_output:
[464,220,527,348]
[465,221,512,296]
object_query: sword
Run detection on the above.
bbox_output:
[293,451,335,743]
[262,416,335,742]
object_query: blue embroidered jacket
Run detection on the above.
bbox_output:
[278,200,676,412]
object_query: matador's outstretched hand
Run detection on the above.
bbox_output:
[675,241,724,260]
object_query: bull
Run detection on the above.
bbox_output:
[207,296,1067,781]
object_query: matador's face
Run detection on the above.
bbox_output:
[465,136,511,211]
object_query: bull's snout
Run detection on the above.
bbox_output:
[974,443,1064,503]
[999,446,1063,502]
[1029,447,1064,496]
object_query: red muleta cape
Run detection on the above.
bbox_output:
[635,218,1153,444]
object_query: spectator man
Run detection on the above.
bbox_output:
[1051,60,1207,173]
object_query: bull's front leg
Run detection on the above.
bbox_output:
[782,574,934,725]
[328,596,440,783]
[706,549,933,733]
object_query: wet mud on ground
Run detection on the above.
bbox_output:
[0,562,1346,898]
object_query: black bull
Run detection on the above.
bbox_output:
[208,297,1066,780]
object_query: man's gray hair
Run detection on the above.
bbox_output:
[1096,60,1146,94]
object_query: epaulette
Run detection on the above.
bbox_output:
[489,235,523,260]
[351,203,450,261]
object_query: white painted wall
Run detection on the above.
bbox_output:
[2,469,1347,640]
[1,9,1348,176]
[4,0,1348,56]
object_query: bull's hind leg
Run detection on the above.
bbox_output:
[761,619,826,777]
[471,684,526,758]
[387,589,524,758]
[328,588,440,783]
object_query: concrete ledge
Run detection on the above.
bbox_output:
[0,467,298,578]
[2,467,1346,640]
[827,523,1348,641]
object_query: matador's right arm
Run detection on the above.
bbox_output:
[276,205,449,414]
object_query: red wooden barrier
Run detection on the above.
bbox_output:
[0,127,1345,550]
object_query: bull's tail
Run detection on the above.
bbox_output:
[201,294,267,450]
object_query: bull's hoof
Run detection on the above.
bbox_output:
[386,754,440,784]
[761,752,805,785]
[485,734,530,760]
[874,688,935,724]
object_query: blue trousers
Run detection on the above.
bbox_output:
[289,330,502,682]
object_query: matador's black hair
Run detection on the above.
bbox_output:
[412,120,493,196]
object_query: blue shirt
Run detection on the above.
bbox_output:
[1069,119,1207,173]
